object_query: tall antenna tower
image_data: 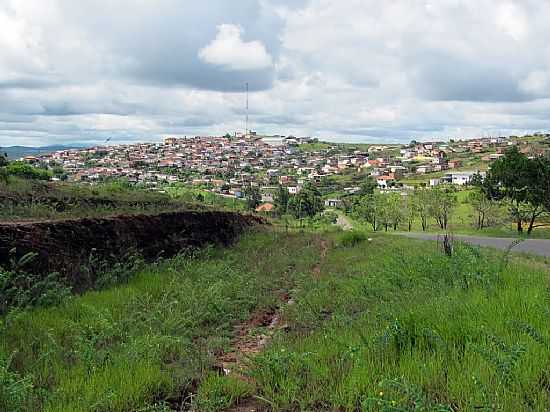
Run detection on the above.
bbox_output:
[245,82,249,138]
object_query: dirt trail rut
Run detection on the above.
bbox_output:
[220,236,329,412]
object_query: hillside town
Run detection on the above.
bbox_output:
[19,132,550,202]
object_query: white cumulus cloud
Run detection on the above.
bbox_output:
[198,24,273,71]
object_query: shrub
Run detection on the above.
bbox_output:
[0,251,71,315]
[339,230,367,247]
[5,162,51,181]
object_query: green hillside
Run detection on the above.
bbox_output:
[1,145,84,160]
[2,227,549,411]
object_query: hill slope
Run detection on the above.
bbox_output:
[1,145,85,159]
[1,229,549,411]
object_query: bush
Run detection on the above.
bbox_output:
[0,252,71,315]
[339,230,367,247]
[5,162,51,181]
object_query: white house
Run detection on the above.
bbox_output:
[447,171,484,185]
[325,199,342,208]
[377,175,395,188]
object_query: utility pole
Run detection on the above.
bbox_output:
[245,82,249,138]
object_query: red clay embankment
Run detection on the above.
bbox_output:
[0,211,264,290]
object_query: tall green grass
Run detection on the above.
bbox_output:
[241,235,550,411]
[0,230,320,411]
[3,229,549,411]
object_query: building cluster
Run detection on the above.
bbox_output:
[25,133,549,201]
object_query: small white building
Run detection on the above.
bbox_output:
[377,175,395,188]
[325,199,342,208]
[447,171,484,186]
[288,186,302,194]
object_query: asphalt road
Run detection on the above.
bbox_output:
[400,233,550,258]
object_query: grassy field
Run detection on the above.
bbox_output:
[345,188,550,239]
[0,178,252,222]
[228,231,550,411]
[2,226,550,411]
[0,229,320,411]
[0,178,199,221]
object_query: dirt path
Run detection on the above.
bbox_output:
[220,237,329,412]
[335,214,353,231]
[312,239,329,278]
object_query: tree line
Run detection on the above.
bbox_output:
[349,183,458,232]
[343,146,550,234]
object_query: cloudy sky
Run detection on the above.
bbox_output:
[2,0,550,146]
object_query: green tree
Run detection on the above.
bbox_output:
[288,183,324,220]
[403,193,417,232]
[468,189,497,230]
[386,193,403,230]
[352,194,379,231]
[5,161,51,181]
[244,185,261,211]
[484,146,547,233]
[411,189,432,231]
[359,175,377,195]
[274,185,289,215]
[429,186,457,230]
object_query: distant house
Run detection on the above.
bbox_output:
[261,193,274,202]
[376,174,395,188]
[416,165,433,174]
[324,199,343,208]
[429,178,441,187]
[448,160,462,169]
[447,171,483,186]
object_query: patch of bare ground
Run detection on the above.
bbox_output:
[219,237,329,411]
[312,238,329,278]
[217,297,287,412]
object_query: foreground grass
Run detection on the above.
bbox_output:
[0,229,320,411]
[3,229,550,411]
[209,233,550,411]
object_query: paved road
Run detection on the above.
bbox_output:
[400,233,550,258]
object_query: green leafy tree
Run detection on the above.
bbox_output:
[429,186,457,230]
[352,194,378,231]
[411,189,432,231]
[274,185,289,215]
[386,193,403,231]
[484,146,547,233]
[468,189,497,230]
[403,193,417,232]
[5,161,51,181]
[244,185,261,211]
[288,183,324,220]
[359,175,377,195]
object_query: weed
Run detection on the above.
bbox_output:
[193,373,254,411]
[340,230,367,247]
[0,353,33,412]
